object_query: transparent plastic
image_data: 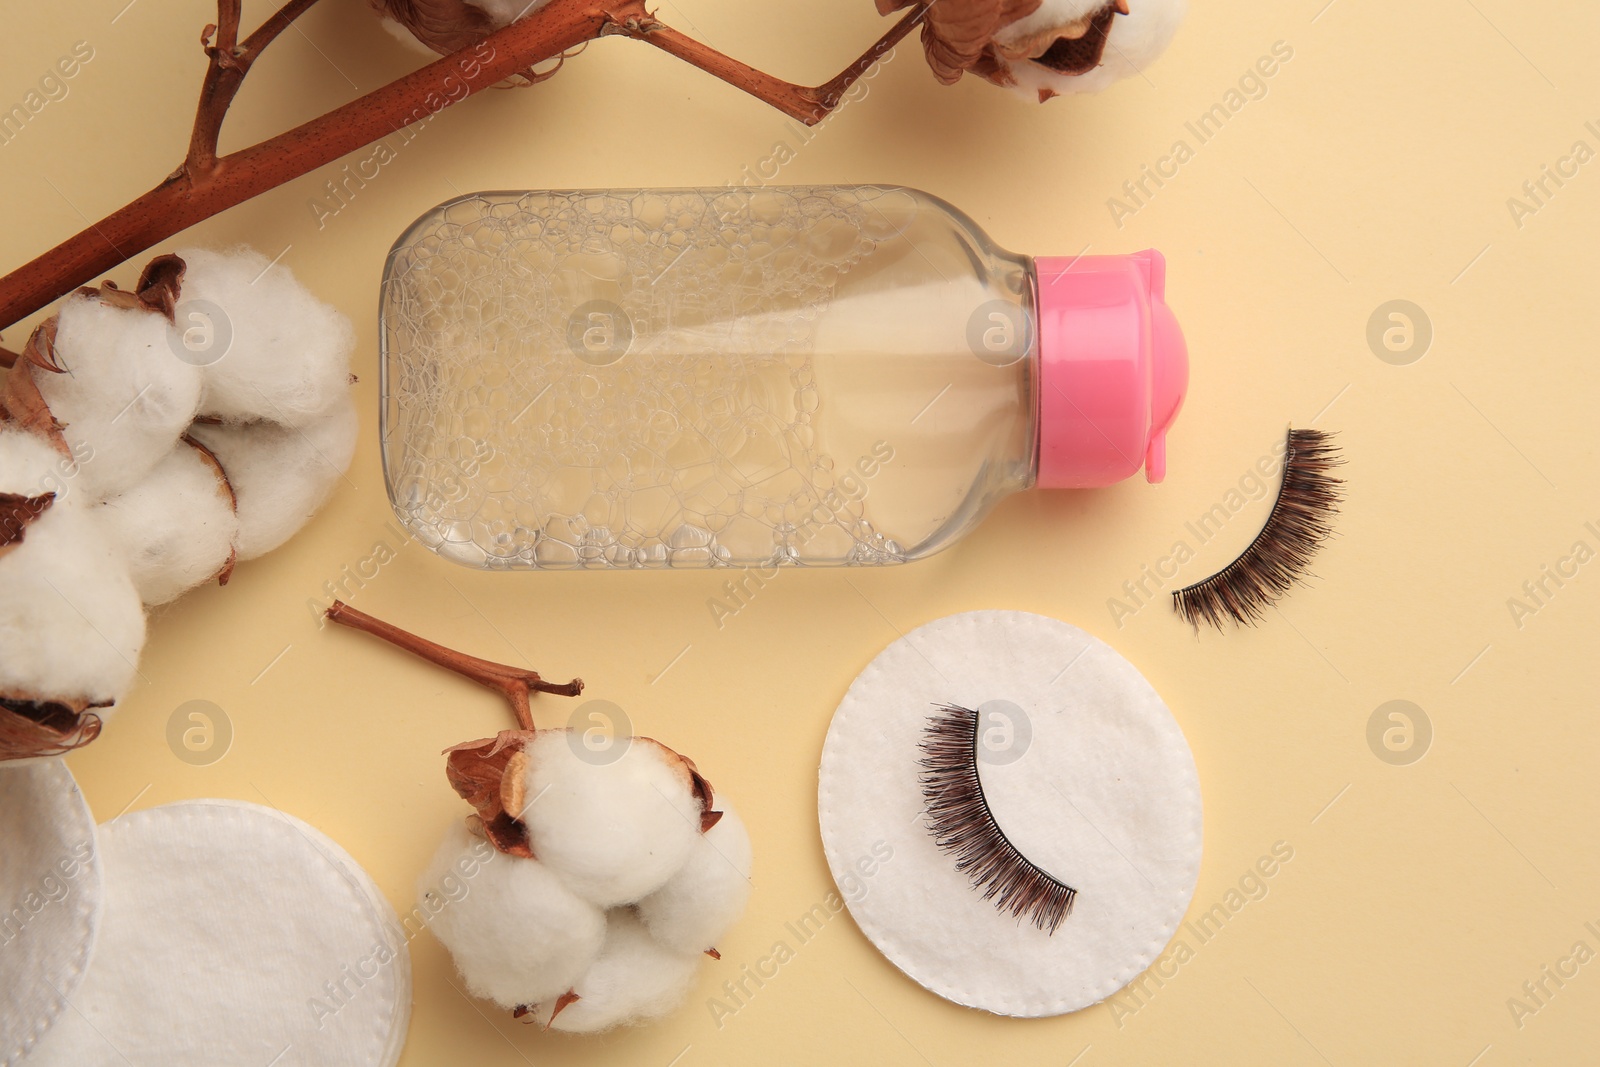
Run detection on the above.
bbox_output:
[380,186,1039,570]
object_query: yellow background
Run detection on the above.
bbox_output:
[3,0,1597,1062]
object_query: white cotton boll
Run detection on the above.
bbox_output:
[533,910,699,1034]
[522,732,703,908]
[38,293,203,497]
[0,426,74,500]
[0,448,145,707]
[175,246,355,426]
[637,804,752,955]
[996,0,1186,97]
[186,398,357,561]
[418,819,606,1010]
[94,441,240,606]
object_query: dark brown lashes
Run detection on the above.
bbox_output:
[918,704,1077,934]
[1172,428,1344,630]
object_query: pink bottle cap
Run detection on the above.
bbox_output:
[1033,250,1188,488]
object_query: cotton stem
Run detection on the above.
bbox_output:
[326,600,582,731]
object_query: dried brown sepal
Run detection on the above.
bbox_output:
[78,279,139,312]
[75,253,188,323]
[181,432,239,585]
[499,748,530,821]
[444,730,536,857]
[544,989,581,1029]
[369,0,499,56]
[0,491,54,559]
[367,0,549,83]
[135,253,187,323]
[21,316,63,373]
[214,547,238,586]
[0,696,106,762]
[879,0,1042,85]
[182,432,237,508]
[0,344,71,457]
[705,947,721,960]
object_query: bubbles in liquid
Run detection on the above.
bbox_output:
[383,188,906,569]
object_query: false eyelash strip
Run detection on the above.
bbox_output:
[918,704,1077,934]
[1172,428,1345,630]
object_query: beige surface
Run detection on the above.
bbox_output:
[3,1,1597,1063]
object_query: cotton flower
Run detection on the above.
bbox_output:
[0,246,357,760]
[319,603,753,1034]
[880,0,1185,100]
[418,725,750,1031]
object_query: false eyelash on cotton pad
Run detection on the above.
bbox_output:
[918,703,1077,934]
[817,609,1202,1018]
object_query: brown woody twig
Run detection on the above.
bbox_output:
[325,599,581,731]
[0,0,930,332]
[608,2,928,123]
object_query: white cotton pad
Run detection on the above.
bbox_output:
[0,762,101,1067]
[25,800,411,1066]
[817,610,1202,1017]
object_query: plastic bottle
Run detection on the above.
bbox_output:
[380,185,1187,569]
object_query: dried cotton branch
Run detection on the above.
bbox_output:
[327,601,752,1031]
[0,248,357,760]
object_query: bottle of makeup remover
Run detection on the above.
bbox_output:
[380,185,1187,569]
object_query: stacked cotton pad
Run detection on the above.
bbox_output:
[0,763,100,1066]
[16,795,409,1066]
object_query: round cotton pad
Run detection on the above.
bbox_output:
[26,799,411,1066]
[817,610,1202,1017]
[0,762,100,1067]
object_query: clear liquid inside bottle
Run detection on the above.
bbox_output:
[380,186,1038,569]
